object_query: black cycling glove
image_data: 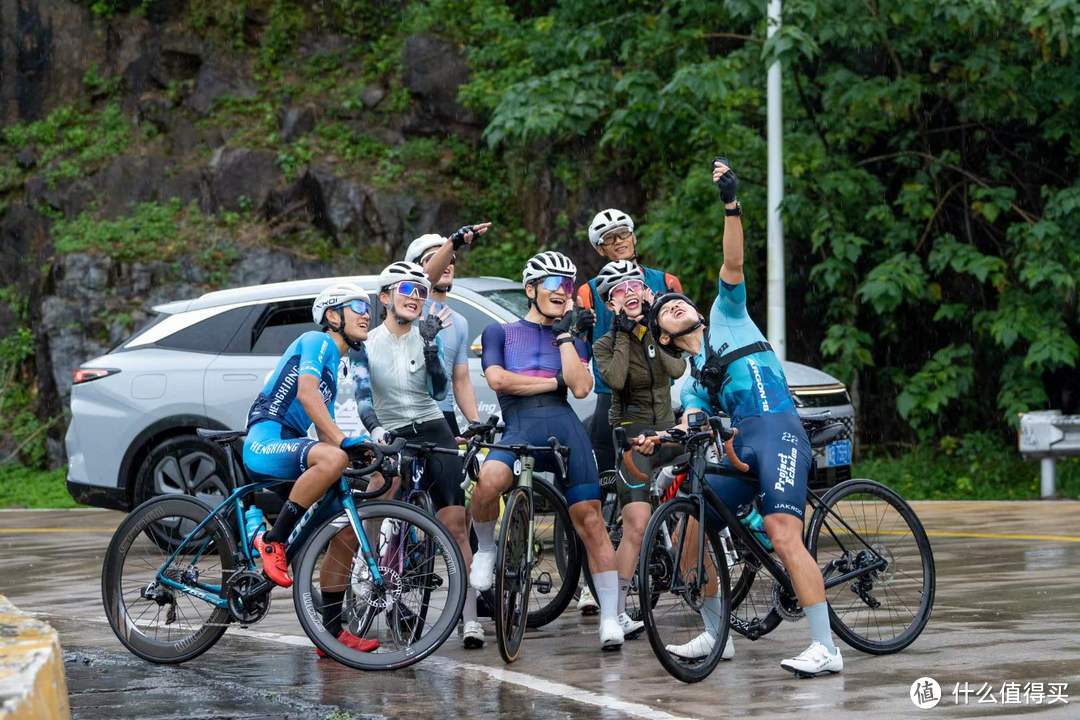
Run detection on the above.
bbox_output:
[419,314,443,346]
[551,312,574,337]
[573,308,596,338]
[614,310,637,334]
[449,225,476,251]
[713,156,738,204]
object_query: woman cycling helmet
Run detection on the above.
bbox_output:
[377,261,431,292]
[587,208,635,248]
[312,283,370,350]
[595,259,644,300]
[521,250,576,287]
[404,234,445,265]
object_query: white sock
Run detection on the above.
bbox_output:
[474,519,496,553]
[593,571,619,624]
[702,596,724,638]
[462,587,478,625]
[617,576,630,615]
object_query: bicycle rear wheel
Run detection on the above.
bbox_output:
[639,497,731,683]
[527,478,580,627]
[102,495,236,664]
[293,500,465,671]
[495,487,532,663]
[807,479,935,654]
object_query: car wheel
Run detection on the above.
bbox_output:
[133,434,235,542]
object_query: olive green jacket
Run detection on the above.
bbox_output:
[593,323,686,428]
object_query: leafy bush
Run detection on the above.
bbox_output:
[0,466,75,508]
[3,103,131,185]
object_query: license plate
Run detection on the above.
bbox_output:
[825,439,852,467]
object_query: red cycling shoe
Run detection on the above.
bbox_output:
[315,630,381,658]
[253,533,292,588]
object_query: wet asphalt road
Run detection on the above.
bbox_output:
[2,501,1079,720]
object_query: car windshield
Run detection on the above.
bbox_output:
[480,289,529,318]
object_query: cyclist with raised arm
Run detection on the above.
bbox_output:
[575,208,683,614]
[590,260,691,642]
[469,250,626,650]
[365,258,485,649]
[645,158,842,677]
[244,283,382,653]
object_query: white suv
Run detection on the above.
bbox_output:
[65,275,855,511]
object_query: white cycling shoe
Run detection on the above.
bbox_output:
[780,641,843,677]
[600,618,624,651]
[617,612,645,640]
[462,620,485,649]
[469,549,496,592]
[578,586,599,616]
[665,631,735,660]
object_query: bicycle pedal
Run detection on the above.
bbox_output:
[533,572,552,594]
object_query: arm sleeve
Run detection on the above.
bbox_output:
[594,331,630,391]
[480,323,506,371]
[349,348,382,431]
[713,276,749,321]
[680,376,712,414]
[298,332,331,379]
[424,337,449,401]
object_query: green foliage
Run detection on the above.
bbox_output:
[80,0,152,18]
[856,434,1080,500]
[0,466,75,508]
[2,103,131,185]
[896,344,975,439]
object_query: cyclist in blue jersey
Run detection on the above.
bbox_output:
[645,158,842,677]
[470,250,626,651]
[243,283,376,598]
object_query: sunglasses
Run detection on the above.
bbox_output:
[344,299,371,316]
[609,279,645,300]
[539,275,574,295]
[598,229,634,247]
[421,252,455,267]
[394,281,429,300]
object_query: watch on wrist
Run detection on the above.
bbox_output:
[556,335,574,346]
[725,201,742,217]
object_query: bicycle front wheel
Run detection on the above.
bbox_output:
[495,487,532,663]
[293,500,465,671]
[639,497,731,683]
[102,495,236,664]
[807,479,936,654]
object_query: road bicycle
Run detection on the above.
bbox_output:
[101,429,466,671]
[624,413,936,683]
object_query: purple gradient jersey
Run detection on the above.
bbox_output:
[481,319,589,416]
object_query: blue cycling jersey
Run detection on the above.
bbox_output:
[680,278,797,424]
[247,331,341,435]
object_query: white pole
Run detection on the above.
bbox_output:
[766,0,786,361]
[1041,457,1056,499]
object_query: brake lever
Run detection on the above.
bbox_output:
[547,437,568,480]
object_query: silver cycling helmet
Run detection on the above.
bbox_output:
[403,234,445,264]
[587,208,635,248]
[377,261,431,292]
[521,250,576,287]
[595,259,644,299]
[312,283,369,326]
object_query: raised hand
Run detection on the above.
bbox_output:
[712,157,738,204]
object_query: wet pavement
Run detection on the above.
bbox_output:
[2,501,1079,719]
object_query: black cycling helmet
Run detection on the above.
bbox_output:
[648,292,704,356]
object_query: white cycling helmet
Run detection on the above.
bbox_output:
[404,234,445,264]
[522,251,576,287]
[587,208,635,248]
[312,283,369,326]
[596,260,644,299]
[377,261,431,292]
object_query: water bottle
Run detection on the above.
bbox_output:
[653,465,679,501]
[243,505,266,548]
[736,503,773,551]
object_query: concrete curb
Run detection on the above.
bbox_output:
[0,595,70,720]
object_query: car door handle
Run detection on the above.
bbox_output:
[221,373,258,382]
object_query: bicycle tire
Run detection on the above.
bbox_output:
[402,492,437,641]
[495,487,532,663]
[102,495,236,664]
[639,497,731,683]
[807,479,936,655]
[293,500,466,671]
[727,537,782,640]
[526,478,581,628]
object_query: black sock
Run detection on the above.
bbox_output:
[321,590,346,637]
[264,500,306,544]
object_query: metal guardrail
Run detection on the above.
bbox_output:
[1019,410,1080,499]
